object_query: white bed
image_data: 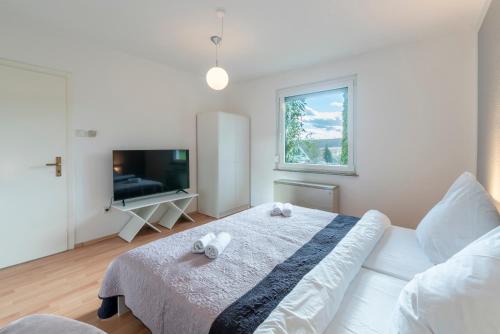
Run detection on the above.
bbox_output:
[325,268,407,334]
[99,205,433,334]
[99,205,391,334]
[363,225,434,281]
[325,225,434,334]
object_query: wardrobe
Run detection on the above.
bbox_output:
[197,111,250,218]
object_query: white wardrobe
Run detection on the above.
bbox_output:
[197,111,250,218]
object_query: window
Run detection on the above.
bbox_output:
[276,77,356,174]
[174,149,187,161]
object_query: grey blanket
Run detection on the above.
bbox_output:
[209,214,360,333]
[99,204,337,334]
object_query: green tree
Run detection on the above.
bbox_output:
[301,134,320,163]
[340,88,349,165]
[323,144,333,163]
[284,98,306,163]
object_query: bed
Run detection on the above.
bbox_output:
[98,203,432,334]
[363,225,434,281]
[325,225,433,334]
[325,268,407,334]
[113,175,164,200]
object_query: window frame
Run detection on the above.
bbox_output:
[276,76,357,175]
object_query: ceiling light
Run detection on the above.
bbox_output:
[206,9,228,91]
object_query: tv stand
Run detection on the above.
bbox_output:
[176,189,189,194]
[112,192,199,242]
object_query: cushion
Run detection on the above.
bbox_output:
[0,314,106,334]
[391,226,500,334]
[416,172,499,264]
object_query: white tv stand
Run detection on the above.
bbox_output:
[113,192,199,242]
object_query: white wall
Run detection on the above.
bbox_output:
[478,0,500,206]
[224,30,477,228]
[0,20,478,242]
[0,25,223,243]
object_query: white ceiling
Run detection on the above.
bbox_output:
[0,0,488,81]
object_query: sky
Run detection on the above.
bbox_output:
[297,88,346,140]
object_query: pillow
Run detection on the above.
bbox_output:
[416,172,500,264]
[113,174,135,182]
[391,226,500,334]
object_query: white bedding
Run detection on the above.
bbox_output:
[255,210,391,334]
[325,268,407,334]
[392,226,500,334]
[99,205,390,334]
[363,226,433,281]
[100,204,426,334]
[320,226,434,334]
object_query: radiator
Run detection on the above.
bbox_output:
[273,179,339,213]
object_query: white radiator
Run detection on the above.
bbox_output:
[273,179,339,213]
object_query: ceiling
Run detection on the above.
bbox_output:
[0,0,488,81]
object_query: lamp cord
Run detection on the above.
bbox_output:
[212,11,224,67]
[216,15,224,67]
[215,42,218,66]
[221,14,224,39]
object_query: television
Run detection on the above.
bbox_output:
[112,149,189,201]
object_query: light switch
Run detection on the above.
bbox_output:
[75,129,97,138]
[75,129,87,137]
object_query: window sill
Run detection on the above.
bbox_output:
[273,168,358,176]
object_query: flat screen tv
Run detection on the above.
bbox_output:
[112,149,189,201]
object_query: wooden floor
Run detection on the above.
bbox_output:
[0,213,215,333]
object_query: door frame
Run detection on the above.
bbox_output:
[0,57,76,250]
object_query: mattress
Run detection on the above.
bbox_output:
[325,268,408,334]
[363,225,434,281]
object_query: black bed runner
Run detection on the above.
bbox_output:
[209,214,360,334]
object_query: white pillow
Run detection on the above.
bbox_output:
[416,172,500,264]
[391,226,500,334]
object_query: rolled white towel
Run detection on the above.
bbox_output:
[271,202,284,216]
[205,232,232,259]
[192,232,216,253]
[282,203,293,217]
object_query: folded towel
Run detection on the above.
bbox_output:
[282,203,293,217]
[192,233,216,253]
[271,202,284,216]
[205,232,232,259]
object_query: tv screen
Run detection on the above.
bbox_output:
[112,149,189,201]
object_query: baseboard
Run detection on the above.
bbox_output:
[220,205,250,218]
[75,233,118,248]
[75,210,200,248]
[198,205,249,219]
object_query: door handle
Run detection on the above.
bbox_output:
[46,156,62,177]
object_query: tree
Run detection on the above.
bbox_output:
[323,144,333,163]
[340,88,349,165]
[301,133,320,163]
[284,98,306,163]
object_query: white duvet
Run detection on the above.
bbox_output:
[256,210,391,334]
